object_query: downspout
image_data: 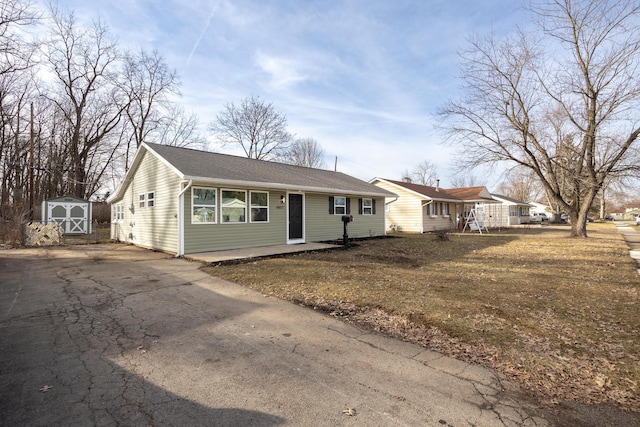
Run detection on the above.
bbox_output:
[421,200,433,233]
[176,179,192,257]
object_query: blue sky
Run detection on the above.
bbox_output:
[38,0,526,187]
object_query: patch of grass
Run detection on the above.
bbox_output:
[203,223,639,411]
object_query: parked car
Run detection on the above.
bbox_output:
[604,215,614,221]
[530,213,549,223]
[636,215,640,226]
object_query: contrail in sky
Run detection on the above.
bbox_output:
[186,4,219,69]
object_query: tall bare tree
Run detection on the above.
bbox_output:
[210,95,292,160]
[439,0,640,237]
[41,8,125,198]
[284,137,325,168]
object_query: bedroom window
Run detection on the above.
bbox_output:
[221,190,246,223]
[250,191,269,222]
[361,198,373,215]
[192,187,216,223]
[138,193,145,208]
[334,196,346,215]
[429,202,438,217]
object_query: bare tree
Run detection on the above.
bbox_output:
[41,8,125,198]
[210,95,292,160]
[410,160,438,186]
[284,137,325,168]
[495,166,543,203]
[439,0,640,237]
[0,0,38,77]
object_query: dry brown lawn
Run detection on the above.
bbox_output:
[203,222,639,412]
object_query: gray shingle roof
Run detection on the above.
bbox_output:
[146,143,395,197]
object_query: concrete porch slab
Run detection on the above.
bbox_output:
[184,242,342,264]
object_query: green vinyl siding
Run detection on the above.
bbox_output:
[184,190,286,253]
[110,150,179,252]
[305,194,385,242]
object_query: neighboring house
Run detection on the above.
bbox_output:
[484,194,532,227]
[106,143,396,255]
[369,178,497,233]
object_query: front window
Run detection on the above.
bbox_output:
[221,190,246,223]
[334,197,346,215]
[362,198,373,215]
[510,206,518,217]
[250,191,269,222]
[442,203,449,216]
[192,187,216,223]
[429,202,437,217]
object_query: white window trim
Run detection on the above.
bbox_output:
[249,190,269,223]
[334,196,347,215]
[429,202,438,218]
[221,189,247,224]
[113,203,124,222]
[362,198,373,215]
[192,187,217,224]
[138,193,145,208]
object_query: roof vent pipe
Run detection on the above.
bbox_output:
[436,179,440,192]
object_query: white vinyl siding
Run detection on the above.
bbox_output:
[109,150,179,252]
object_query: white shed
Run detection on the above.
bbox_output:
[42,195,92,235]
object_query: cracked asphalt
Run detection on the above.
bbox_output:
[0,243,551,426]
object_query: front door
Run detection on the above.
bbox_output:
[288,193,304,242]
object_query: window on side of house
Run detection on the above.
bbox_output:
[113,203,124,222]
[250,191,269,222]
[192,187,216,224]
[510,206,518,217]
[147,191,155,208]
[139,193,145,208]
[442,203,449,216]
[520,207,529,216]
[221,189,246,223]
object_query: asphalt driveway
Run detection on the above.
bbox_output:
[0,243,550,426]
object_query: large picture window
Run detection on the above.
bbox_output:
[221,190,246,223]
[192,187,216,223]
[250,191,269,222]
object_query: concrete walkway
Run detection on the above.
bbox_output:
[185,242,342,264]
[614,221,640,274]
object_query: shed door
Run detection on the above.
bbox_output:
[48,202,88,234]
[288,194,304,242]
